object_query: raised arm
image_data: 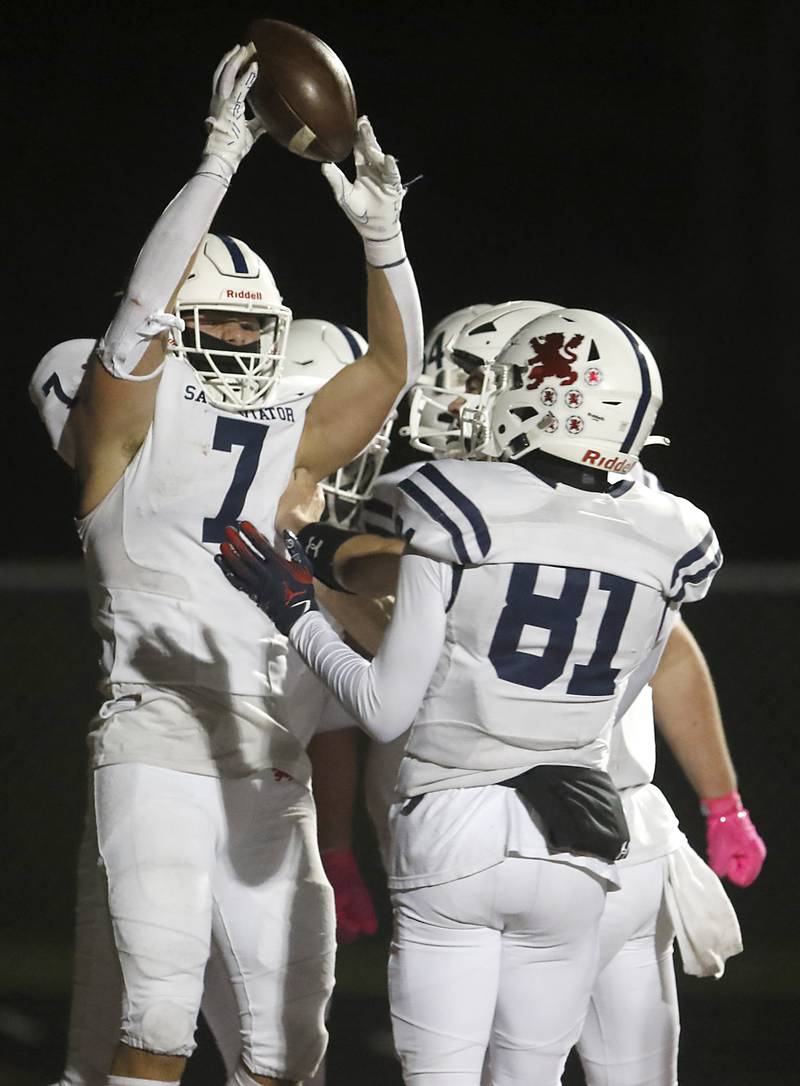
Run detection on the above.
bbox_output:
[291,118,423,485]
[651,618,766,886]
[71,45,263,515]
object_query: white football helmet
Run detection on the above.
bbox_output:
[448,299,563,375]
[282,318,393,528]
[473,308,666,472]
[404,303,492,457]
[446,300,563,456]
[173,234,292,411]
[282,318,368,383]
[406,301,563,458]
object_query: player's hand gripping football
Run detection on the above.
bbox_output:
[204,44,266,179]
[322,116,405,254]
[702,791,766,887]
[322,848,379,944]
[216,523,318,634]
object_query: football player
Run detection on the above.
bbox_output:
[328,303,765,1084]
[33,39,422,1086]
[219,308,724,1084]
[31,316,384,1086]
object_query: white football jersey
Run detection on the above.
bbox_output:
[31,342,357,771]
[358,460,693,860]
[388,458,720,795]
[76,353,315,696]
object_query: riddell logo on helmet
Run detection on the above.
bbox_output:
[582,450,635,473]
[225,289,262,300]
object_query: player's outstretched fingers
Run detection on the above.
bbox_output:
[382,153,402,189]
[321,161,351,203]
[212,44,243,97]
[356,116,380,153]
[239,520,275,559]
[215,548,246,590]
[216,544,257,597]
[221,526,263,585]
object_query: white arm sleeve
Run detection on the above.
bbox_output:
[95,156,231,380]
[382,256,424,402]
[290,553,449,742]
[361,230,423,402]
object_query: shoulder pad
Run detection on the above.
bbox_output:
[393,460,493,564]
[664,497,722,604]
[30,339,95,467]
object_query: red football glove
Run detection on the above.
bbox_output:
[217,523,318,635]
[321,849,378,944]
[702,791,766,887]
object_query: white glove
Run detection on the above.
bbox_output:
[321,116,406,265]
[202,43,266,182]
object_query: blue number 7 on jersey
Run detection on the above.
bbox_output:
[489,563,635,695]
[202,417,269,544]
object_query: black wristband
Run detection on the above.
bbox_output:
[296,522,360,594]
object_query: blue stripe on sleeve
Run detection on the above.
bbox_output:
[398,479,470,564]
[670,529,716,591]
[418,464,491,558]
[672,545,722,604]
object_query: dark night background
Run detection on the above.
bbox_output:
[2,2,798,1084]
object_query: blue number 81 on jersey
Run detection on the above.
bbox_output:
[488,563,637,696]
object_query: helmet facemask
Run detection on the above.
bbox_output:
[404,377,479,458]
[173,234,292,412]
[405,300,565,460]
[403,303,493,457]
[175,305,291,411]
[277,316,390,528]
[322,416,395,527]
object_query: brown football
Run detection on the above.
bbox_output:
[247,19,357,163]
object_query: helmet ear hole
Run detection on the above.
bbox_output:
[510,406,538,423]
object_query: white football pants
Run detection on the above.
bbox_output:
[576,855,678,1086]
[57,780,330,1086]
[389,856,607,1086]
[90,763,334,1081]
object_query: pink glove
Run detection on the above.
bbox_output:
[321,849,379,944]
[702,791,766,887]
